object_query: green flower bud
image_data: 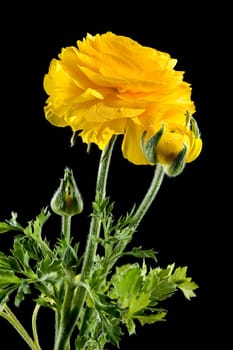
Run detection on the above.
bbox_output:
[51,167,83,216]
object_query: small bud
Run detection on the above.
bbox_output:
[51,167,83,216]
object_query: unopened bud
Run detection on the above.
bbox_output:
[51,167,83,216]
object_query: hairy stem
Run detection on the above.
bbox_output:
[131,164,165,228]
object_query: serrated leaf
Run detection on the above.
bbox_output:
[125,246,157,261]
[12,239,30,270]
[170,266,188,281]
[8,256,22,272]
[170,266,198,300]
[14,282,31,307]
[0,270,21,285]
[124,318,136,335]
[62,245,79,271]
[109,264,142,308]
[178,280,198,300]
[0,252,11,269]
[36,255,61,278]
[94,292,120,318]
[25,207,50,237]
[101,313,122,347]
[143,267,176,302]
[136,311,167,326]
[0,287,17,306]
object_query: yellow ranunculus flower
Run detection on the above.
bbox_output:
[44,32,202,165]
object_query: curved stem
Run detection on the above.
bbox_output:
[0,305,41,350]
[131,164,165,229]
[32,304,41,349]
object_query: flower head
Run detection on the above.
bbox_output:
[44,32,202,165]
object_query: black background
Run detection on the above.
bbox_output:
[0,1,228,349]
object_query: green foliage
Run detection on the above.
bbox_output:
[0,172,199,350]
[0,209,82,310]
[107,262,198,334]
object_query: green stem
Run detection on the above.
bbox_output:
[62,215,71,243]
[131,164,165,229]
[0,305,41,350]
[32,304,40,349]
[53,215,73,350]
[80,135,116,276]
[54,283,74,350]
[32,304,41,350]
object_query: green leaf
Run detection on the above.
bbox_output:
[128,292,151,314]
[5,212,24,231]
[136,311,167,326]
[0,222,13,234]
[125,246,157,261]
[0,270,21,286]
[100,313,122,347]
[93,292,120,318]
[124,318,136,335]
[15,282,31,307]
[12,239,30,271]
[169,266,199,300]
[0,253,22,273]
[0,286,17,305]
[178,280,198,300]
[0,252,11,269]
[25,207,50,237]
[143,265,177,302]
[109,264,142,308]
[62,245,79,271]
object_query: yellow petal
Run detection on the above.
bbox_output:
[186,138,202,163]
[122,120,149,165]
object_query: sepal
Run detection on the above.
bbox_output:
[164,143,188,177]
[141,124,164,164]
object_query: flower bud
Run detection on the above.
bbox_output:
[141,115,202,177]
[51,167,83,216]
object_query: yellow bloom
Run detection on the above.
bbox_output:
[44,32,201,165]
